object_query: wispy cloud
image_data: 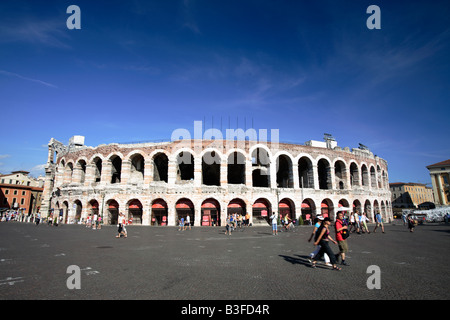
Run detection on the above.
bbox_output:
[0,69,58,89]
[0,18,71,49]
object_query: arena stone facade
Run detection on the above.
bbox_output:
[41,136,392,226]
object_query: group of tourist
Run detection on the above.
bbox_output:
[225,213,251,235]
[305,210,386,271]
[85,213,102,230]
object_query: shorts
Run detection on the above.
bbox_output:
[272,223,277,231]
[337,240,348,253]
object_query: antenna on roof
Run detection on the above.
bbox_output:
[324,133,335,141]
[359,143,369,150]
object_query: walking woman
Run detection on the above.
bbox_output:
[308,216,331,266]
[407,214,416,232]
[311,217,341,271]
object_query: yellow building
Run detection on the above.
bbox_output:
[390,182,434,210]
[426,159,450,206]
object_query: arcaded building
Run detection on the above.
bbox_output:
[40,135,393,226]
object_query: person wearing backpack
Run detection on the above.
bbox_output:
[335,211,349,266]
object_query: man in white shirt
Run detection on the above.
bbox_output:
[270,212,278,235]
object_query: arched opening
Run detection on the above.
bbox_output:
[88,199,99,216]
[298,157,314,188]
[276,155,293,188]
[153,153,168,183]
[251,148,270,187]
[201,198,221,226]
[279,198,295,222]
[93,157,102,183]
[110,156,122,184]
[63,201,69,224]
[108,200,119,225]
[77,160,86,184]
[373,200,380,221]
[202,151,220,186]
[318,159,331,190]
[151,199,168,226]
[350,162,359,188]
[361,165,369,187]
[176,151,194,182]
[130,154,145,183]
[370,166,377,188]
[252,198,271,225]
[67,163,74,183]
[321,199,333,219]
[74,200,82,223]
[128,199,143,224]
[334,160,347,190]
[176,198,194,226]
[377,166,382,189]
[353,200,362,214]
[301,199,316,225]
[227,152,245,184]
[364,199,372,218]
[227,198,246,217]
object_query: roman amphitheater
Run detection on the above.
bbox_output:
[41,134,392,226]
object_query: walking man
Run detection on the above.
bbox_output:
[373,212,385,233]
[335,212,349,266]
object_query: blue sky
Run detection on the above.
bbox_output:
[0,0,449,185]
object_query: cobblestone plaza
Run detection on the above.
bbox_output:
[0,221,449,301]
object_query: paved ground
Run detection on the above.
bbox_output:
[0,221,449,301]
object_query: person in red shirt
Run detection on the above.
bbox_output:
[335,211,349,266]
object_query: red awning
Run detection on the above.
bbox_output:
[228,199,245,208]
[201,199,219,209]
[176,199,194,209]
[253,199,269,208]
[152,199,167,209]
[108,201,119,209]
[129,200,142,209]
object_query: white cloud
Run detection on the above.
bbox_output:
[0,70,57,89]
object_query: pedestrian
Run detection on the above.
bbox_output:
[348,212,356,233]
[373,212,385,233]
[184,214,191,230]
[86,214,91,228]
[225,214,232,235]
[245,212,250,226]
[335,212,349,266]
[361,212,370,234]
[270,212,278,235]
[178,216,185,231]
[97,215,102,230]
[116,212,126,238]
[407,214,416,232]
[35,213,41,226]
[308,216,331,266]
[93,213,98,230]
[311,217,341,271]
[122,214,128,237]
[354,211,361,234]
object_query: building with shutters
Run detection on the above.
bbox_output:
[40,135,392,226]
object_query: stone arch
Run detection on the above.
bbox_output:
[227,150,246,185]
[298,155,314,188]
